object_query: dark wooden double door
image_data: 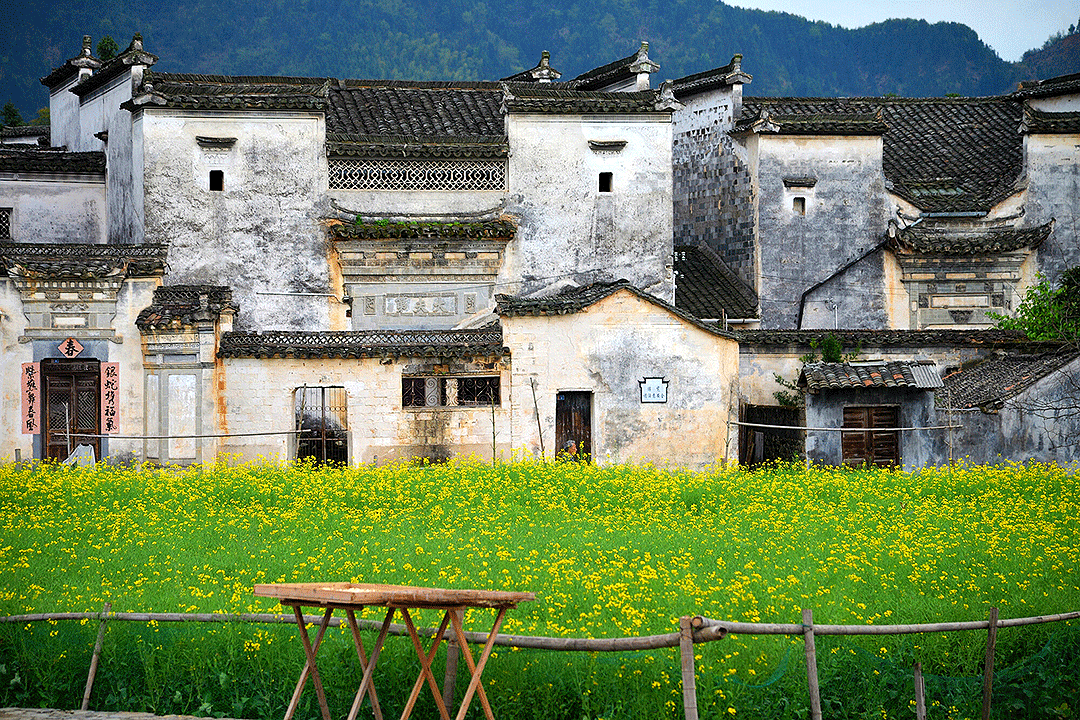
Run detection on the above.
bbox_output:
[41,358,101,462]
[841,405,900,467]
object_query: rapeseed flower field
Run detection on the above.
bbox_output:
[0,459,1077,719]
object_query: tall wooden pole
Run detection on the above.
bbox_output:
[802,608,822,720]
[81,601,111,710]
[679,616,698,720]
[981,607,999,720]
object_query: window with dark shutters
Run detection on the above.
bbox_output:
[841,405,900,467]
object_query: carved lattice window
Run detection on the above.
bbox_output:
[402,376,500,408]
[329,158,506,191]
[0,207,11,240]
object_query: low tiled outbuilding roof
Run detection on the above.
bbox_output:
[0,243,167,279]
[890,222,1052,255]
[735,328,1035,349]
[673,244,758,320]
[218,327,506,359]
[496,279,736,338]
[940,351,1080,409]
[0,149,105,175]
[800,360,943,393]
[137,285,238,330]
[1021,106,1080,134]
[738,97,1024,213]
[1,125,50,141]
[332,219,515,240]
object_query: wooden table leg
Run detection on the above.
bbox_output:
[346,607,396,720]
[344,609,383,720]
[452,607,508,720]
[285,605,334,720]
[399,607,453,720]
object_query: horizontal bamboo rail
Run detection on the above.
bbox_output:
[690,609,1080,635]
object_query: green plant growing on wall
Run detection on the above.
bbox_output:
[773,333,860,407]
[990,268,1080,343]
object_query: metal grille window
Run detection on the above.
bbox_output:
[295,386,348,465]
[0,208,11,240]
[402,376,500,408]
[329,158,506,191]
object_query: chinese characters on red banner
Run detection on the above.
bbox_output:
[101,362,120,434]
[21,362,40,434]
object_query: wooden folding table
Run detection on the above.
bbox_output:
[254,582,535,720]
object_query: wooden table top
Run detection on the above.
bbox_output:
[254,582,535,609]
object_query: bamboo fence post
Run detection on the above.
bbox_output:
[442,635,460,712]
[530,377,545,460]
[913,662,926,720]
[678,616,698,720]
[802,608,822,720]
[81,601,111,710]
[981,607,999,720]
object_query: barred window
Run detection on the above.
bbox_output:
[329,158,506,191]
[0,207,11,240]
[295,386,348,465]
[402,376,500,408]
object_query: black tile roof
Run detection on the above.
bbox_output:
[940,351,1080,409]
[40,36,102,89]
[890,221,1052,255]
[332,219,515,240]
[328,81,505,138]
[567,42,658,91]
[137,285,238,330]
[738,97,1025,213]
[217,327,506,359]
[0,149,105,175]
[1021,106,1080,134]
[1013,72,1080,99]
[0,243,168,279]
[129,72,329,112]
[502,86,664,114]
[0,125,50,139]
[736,328,1038,349]
[800,360,942,392]
[496,279,736,339]
[671,55,752,99]
[734,102,888,135]
[674,244,758,320]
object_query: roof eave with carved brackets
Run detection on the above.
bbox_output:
[0,243,168,281]
[886,220,1053,256]
[137,284,238,333]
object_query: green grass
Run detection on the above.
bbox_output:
[0,458,1077,719]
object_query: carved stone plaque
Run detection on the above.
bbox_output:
[384,294,457,317]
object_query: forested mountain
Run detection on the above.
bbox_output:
[1,0,1074,119]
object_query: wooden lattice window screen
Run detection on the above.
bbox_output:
[0,208,11,240]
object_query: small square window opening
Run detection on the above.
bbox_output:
[209,170,224,191]
[598,172,613,193]
[793,197,806,215]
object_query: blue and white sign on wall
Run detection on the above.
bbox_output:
[639,377,669,403]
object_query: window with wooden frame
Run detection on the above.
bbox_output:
[402,376,500,408]
[0,207,11,239]
[841,405,900,467]
[295,386,348,464]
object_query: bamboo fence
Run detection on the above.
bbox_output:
[3,606,1079,720]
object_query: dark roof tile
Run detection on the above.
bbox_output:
[890,221,1052,255]
[328,81,505,138]
[0,242,167,279]
[0,149,105,175]
[735,328,1040,348]
[1021,106,1080,134]
[1013,72,1080,99]
[800,360,942,392]
[332,219,515,240]
[137,285,238,330]
[941,351,1080,409]
[218,327,506,359]
[674,244,758,319]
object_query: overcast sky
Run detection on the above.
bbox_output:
[724,0,1078,62]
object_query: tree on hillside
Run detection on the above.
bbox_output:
[2,102,23,128]
[97,35,120,62]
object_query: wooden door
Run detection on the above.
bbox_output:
[841,405,900,467]
[42,359,101,462]
[556,391,591,461]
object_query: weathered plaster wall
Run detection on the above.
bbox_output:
[800,248,887,330]
[49,77,82,150]
[102,278,158,462]
[673,91,755,287]
[0,279,32,460]
[943,359,1080,467]
[504,114,674,301]
[749,134,889,328]
[139,110,329,330]
[804,387,937,471]
[218,356,511,464]
[504,290,739,467]
[1024,133,1080,281]
[0,178,106,244]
